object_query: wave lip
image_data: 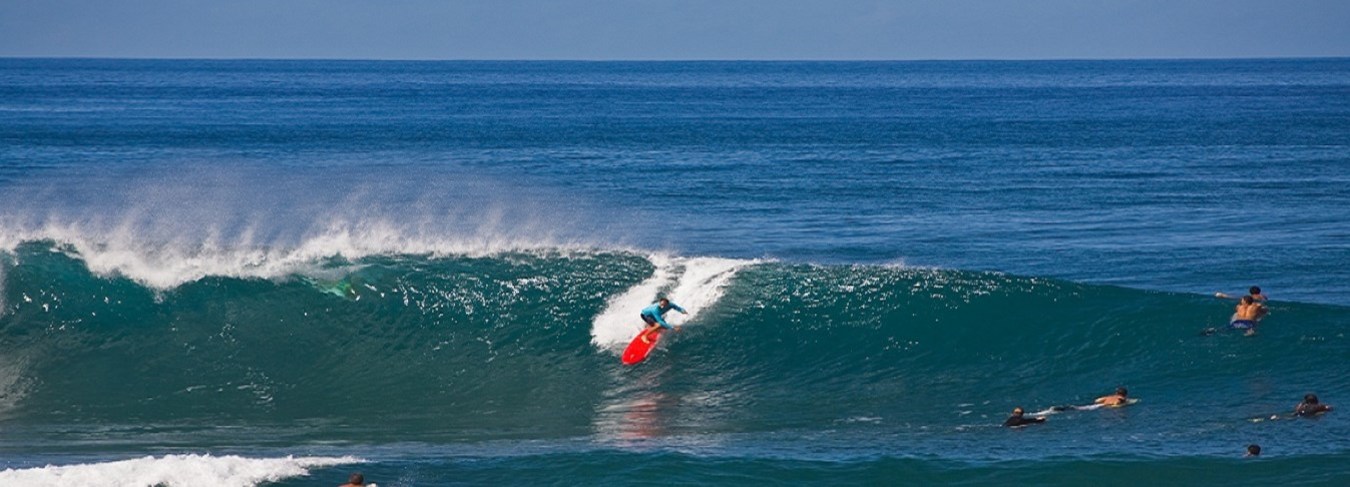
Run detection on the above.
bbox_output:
[0,454,361,487]
[0,225,602,292]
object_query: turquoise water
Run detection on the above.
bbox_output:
[0,59,1347,485]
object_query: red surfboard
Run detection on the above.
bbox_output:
[621,328,662,365]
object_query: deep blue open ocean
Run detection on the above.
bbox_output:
[0,59,1347,486]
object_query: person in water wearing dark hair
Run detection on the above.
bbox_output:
[1203,286,1269,336]
[1216,286,1268,303]
[1003,407,1046,427]
[339,472,366,487]
[638,297,687,344]
[1245,444,1261,457]
[1095,387,1129,407]
[1294,394,1333,417]
[1045,387,1135,412]
[1229,295,1266,336]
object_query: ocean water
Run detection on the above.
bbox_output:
[0,58,1347,486]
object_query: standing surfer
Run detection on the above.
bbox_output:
[638,298,687,343]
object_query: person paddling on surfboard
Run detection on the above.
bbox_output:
[1229,295,1266,336]
[639,298,687,344]
[1202,287,1269,336]
[1294,393,1333,417]
[1095,387,1129,407]
[1215,286,1268,303]
[1002,407,1045,428]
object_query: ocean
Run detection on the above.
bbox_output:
[0,58,1347,486]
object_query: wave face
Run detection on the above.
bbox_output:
[2,241,1346,463]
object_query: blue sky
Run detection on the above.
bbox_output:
[2,0,1347,60]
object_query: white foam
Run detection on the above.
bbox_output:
[0,163,635,291]
[0,453,361,487]
[0,220,596,290]
[591,255,755,349]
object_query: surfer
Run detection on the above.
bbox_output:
[1043,387,1135,412]
[1202,289,1268,336]
[1003,407,1046,427]
[1294,394,1333,417]
[1215,286,1268,303]
[1245,444,1261,457]
[1095,387,1129,407]
[1229,295,1266,335]
[638,298,687,343]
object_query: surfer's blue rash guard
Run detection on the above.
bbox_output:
[641,302,686,329]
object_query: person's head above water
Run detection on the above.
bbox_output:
[1240,295,1254,305]
[1249,286,1262,296]
[1011,407,1024,416]
[1304,394,1319,404]
[347,472,365,486]
[1116,387,1128,397]
[1246,444,1261,456]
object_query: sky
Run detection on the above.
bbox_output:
[1,0,1348,60]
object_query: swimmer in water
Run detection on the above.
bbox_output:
[1294,394,1333,417]
[1095,387,1129,407]
[1003,407,1046,427]
[1245,444,1261,457]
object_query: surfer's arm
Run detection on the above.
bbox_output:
[654,314,674,330]
[671,303,687,314]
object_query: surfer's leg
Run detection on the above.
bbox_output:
[639,314,660,343]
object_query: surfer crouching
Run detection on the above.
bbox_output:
[639,298,687,343]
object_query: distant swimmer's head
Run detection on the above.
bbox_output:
[1246,444,1261,457]
[1240,295,1254,305]
[1011,407,1024,416]
[348,473,365,486]
[1249,286,1262,296]
[1116,387,1128,397]
[1304,394,1319,404]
